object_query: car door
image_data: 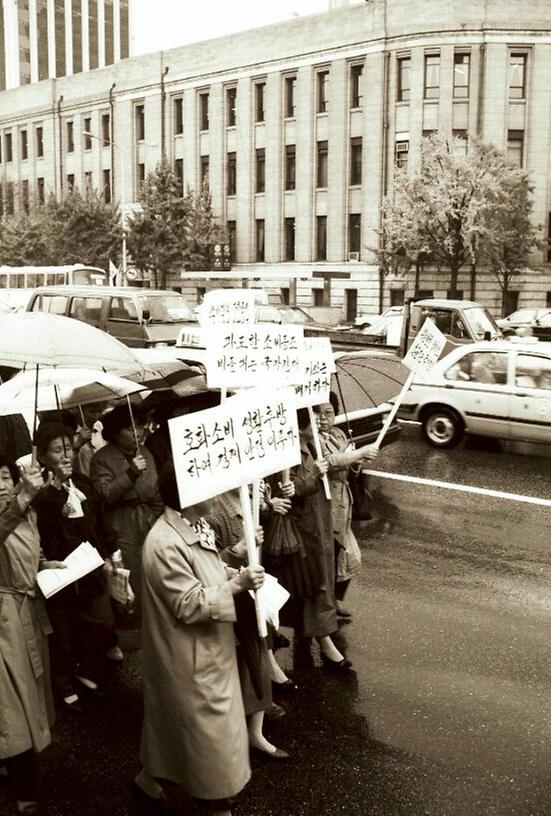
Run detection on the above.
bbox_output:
[106,296,144,347]
[443,350,511,438]
[509,351,551,442]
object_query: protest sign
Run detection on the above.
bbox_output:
[402,317,447,379]
[198,288,256,327]
[204,324,304,389]
[294,337,336,409]
[373,318,447,449]
[168,386,301,509]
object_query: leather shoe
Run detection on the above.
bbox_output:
[250,745,290,761]
[272,678,298,694]
[320,653,353,671]
[16,802,40,815]
[131,782,181,812]
[265,702,286,720]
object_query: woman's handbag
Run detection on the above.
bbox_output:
[348,468,374,521]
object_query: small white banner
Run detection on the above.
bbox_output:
[205,324,304,389]
[402,318,447,379]
[294,337,336,408]
[168,387,301,508]
[198,288,257,327]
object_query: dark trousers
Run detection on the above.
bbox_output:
[48,590,116,697]
[4,750,40,802]
[334,540,351,601]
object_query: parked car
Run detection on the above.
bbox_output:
[399,340,551,448]
[26,285,197,348]
[497,308,551,340]
[353,306,403,330]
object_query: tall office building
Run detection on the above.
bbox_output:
[0,0,132,90]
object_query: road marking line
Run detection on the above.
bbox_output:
[364,470,551,508]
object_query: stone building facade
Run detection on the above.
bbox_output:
[0,0,550,317]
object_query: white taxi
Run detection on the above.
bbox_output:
[399,340,551,448]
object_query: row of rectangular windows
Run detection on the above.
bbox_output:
[394,129,525,169]
[0,112,111,164]
[0,169,113,217]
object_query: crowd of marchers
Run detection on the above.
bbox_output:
[0,391,379,816]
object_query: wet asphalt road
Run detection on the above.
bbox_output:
[2,425,551,816]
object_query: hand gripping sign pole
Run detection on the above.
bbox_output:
[239,483,267,638]
[307,405,332,500]
[373,318,447,450]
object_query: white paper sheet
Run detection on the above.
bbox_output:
[37,541,104,599]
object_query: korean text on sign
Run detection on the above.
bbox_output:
[402,318,447,379]
[294,337,336,409]
[205,324,304,388]
[168,387,301,508]
[198,288,257,327]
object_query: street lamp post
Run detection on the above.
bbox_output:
[82,130,127,280]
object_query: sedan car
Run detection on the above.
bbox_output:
[496,308,551,338]
[399,340,551,448]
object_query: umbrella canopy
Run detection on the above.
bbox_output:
[133,360,207,397]
[0,367,146,415]
[332,351,410,413]
[0,312,144,375]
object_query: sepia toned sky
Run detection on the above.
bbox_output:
[132,0,329,55]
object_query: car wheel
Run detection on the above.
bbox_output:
[422,407,464,449]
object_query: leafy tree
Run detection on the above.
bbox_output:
[378,136,538,300]
[183,182,224,272]
[0,212,53,265]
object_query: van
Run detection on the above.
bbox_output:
[26,285,197,348]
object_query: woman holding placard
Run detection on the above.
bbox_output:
[290,409,352,670]
[136,465,265,815]
[0,458,59,815]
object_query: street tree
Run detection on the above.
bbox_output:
[379,136,538,300]
[183,182,224,271]
[0,211,53,265]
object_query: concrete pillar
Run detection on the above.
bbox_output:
[183,87,197,193]
[327,58,347,261]
[235,76,253,263]
[265,71,282,263]
[295,66,314,262]
[208,83,225,222]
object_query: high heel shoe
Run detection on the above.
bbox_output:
[320,653,353,671]
[16,802,40,815]
[272,678,298,694]
[131,782,180,812]
[250,744,290,761]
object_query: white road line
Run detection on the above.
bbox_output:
[364,470,551,508]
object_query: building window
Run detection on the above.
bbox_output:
[348,213,361,254]
[37,177,45,204]
[285,145,296,191]
[84,172,92,191]
[453,130,468,155]
[312,288,324,307]
[350,63,364,108]
[21,180,30,213]
[199,92,209,131]
[453,52,470,99]
[507,130,524,167]
[134,104,145,142]
[284,217,295,261]
[36,126,44,158]
[509,53,527,100]
[102,113,110,147]
[6,182,14,215]
[137,163,145,191]
[395,140,409,169]
[174,158,183,197]
[20,130,28,161]
[317,70,329,114]
[350,137,362,186]
[83,119,92,150]
[200,155,209,185]
[255,82,265,123]
[227,220,236,257]
[390,289,405,307]
[316,215,327,261]
[66,121,74,152]
[397,56,410,102]
[4,133,13,162]
[281,287,290,305]
[317,140,328,188]
[255,219,265,262]
[226,87,237,127]
[102,168,111,203]
[66,173,75,191]
[424,54,440,100]
[255,148,265,194]
[345,289,358,322]
[174,97,183,135]
[284,76,297,118]
[227,152,236,196]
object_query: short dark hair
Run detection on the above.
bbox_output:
[297,407,310,430]
[158,463,180,511]
[0,458,20,486]
[38,409,78,434]
[101,404,138,445]
[34,423,74,460]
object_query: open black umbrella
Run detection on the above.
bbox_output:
[332,351,410,412]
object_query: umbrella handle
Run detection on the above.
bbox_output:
[126,395,140,452]
[373,371,414,450]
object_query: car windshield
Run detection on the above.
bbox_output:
[463,307,500,340]
[138,295,195,323]
[280,308,314,324]
[506,309,539,322]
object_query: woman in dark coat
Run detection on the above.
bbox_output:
[290,408,352,670]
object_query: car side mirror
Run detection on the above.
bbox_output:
[142,309,151,323]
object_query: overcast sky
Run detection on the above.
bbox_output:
[132,0,329,55]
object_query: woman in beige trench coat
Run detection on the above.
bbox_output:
[0,460,61,815]
[135,465,265,816]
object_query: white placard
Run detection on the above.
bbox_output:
[205,324,304,388]
[402,318,447,379]
[294,337,336,409]
[168,387,301,508]
[198,288,256,327]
